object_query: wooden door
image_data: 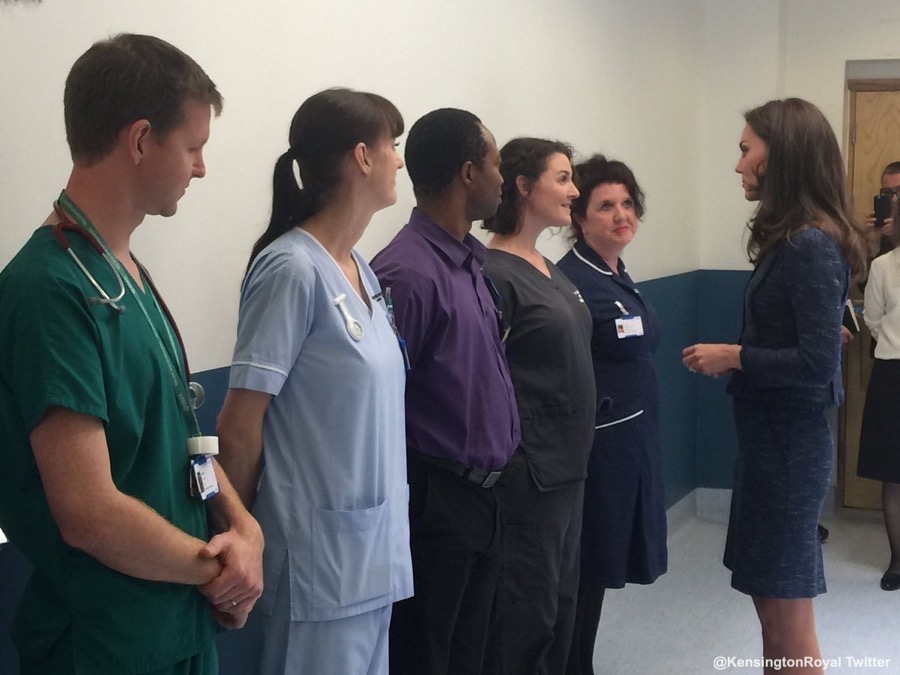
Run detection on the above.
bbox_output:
[842,85,900,509]
[849,88,900,224]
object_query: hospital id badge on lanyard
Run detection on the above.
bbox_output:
[56,191,220,500]
[189,455,220,500]
[614,300,644,339]
[188,437,220,500]
[136,279,221,501]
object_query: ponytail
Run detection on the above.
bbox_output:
[245,150,317,274]
[246,88,404,275]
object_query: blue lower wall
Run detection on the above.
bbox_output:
[637,271,699,508]
[694,270,751,489]
[0,269,749,673]
[192,366,231,436]
[636,268,749,503]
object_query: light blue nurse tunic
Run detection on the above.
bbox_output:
[229,228,413,632]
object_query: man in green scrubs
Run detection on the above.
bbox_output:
[0,34,263,674]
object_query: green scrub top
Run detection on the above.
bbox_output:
[0,225,216,674]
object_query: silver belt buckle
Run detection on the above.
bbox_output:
[481,471,502,488]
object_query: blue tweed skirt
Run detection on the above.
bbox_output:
[724,397,832,598]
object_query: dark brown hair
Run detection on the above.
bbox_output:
[247,88,403,271]
[64,33,223,164]
[744,98,865,276]
[482,137,573,235]
[569,154,645,240]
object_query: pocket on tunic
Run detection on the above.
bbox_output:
[521,407,594,488]
[311,499,392,610]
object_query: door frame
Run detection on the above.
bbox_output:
[839,79,900,509]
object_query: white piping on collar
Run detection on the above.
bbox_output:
[295,227,374,317]
[573,247,612,275]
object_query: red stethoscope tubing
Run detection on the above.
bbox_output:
[50,216,194,382]
[53,221,104,255]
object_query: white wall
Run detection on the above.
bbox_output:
[0,0,707,370]
[12,1,900,368]
[783,0,900,124]
[697,0,900,271]
[697,0,782,271]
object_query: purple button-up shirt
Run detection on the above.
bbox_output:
[371,208,520,471]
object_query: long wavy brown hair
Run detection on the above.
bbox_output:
[744,98,866,277]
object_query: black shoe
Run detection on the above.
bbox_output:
[880,571,900,591]
[817,524,829,543]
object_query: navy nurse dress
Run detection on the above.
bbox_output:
[557,239,667,587]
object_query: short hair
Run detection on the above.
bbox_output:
[404,108,488,198]
[569,155,645,241]
[248,88,403,271]
[744,98,865,277]
[883,161,900,176]
[64,33,223,164]
[482,137,573,235]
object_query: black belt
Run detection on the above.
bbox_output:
[412,451,502,488]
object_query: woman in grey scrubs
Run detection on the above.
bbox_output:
[481,137,596,674]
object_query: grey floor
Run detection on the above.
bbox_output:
[595,506,899,674]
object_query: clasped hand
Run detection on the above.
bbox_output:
[198,524,264,628]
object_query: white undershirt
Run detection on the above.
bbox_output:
[864,247,900,359]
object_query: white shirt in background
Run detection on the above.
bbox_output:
[864,247,900,359]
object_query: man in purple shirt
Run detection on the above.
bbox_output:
[371,108,520,674]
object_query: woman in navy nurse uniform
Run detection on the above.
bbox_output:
[683,99,866,674]
[556,155,667,675]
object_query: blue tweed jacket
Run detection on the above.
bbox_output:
[727,227,850,410]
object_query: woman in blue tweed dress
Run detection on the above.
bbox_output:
[683,98,866,673]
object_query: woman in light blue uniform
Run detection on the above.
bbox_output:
[217,88,412,675]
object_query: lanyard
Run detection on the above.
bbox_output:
[56,191,201,438]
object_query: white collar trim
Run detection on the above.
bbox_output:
[573,247,613,275]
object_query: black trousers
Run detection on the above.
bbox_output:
[389,453,501,675]
[484,450,584,675]
[566,575,605,675]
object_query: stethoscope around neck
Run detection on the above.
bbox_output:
[52,220,128,313]
[50,205,206,410]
